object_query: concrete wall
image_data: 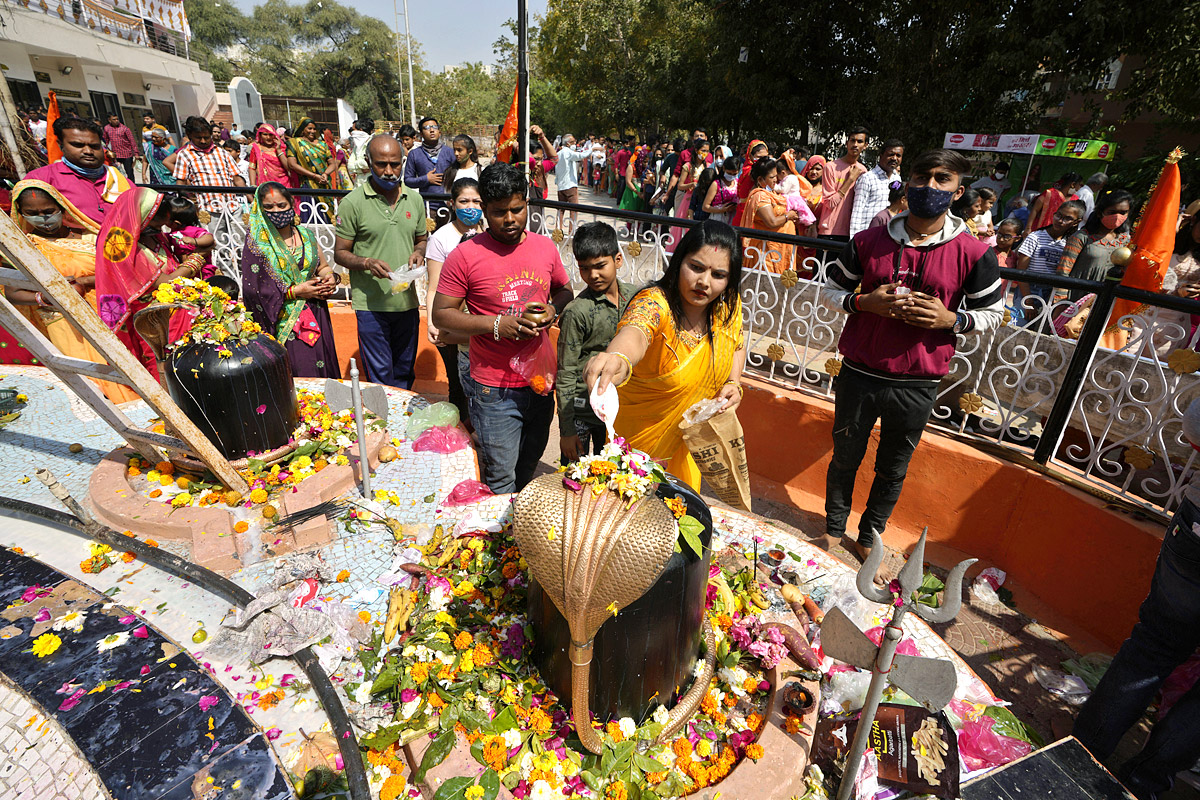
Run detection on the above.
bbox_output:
[228,77,263,132]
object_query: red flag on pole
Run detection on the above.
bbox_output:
[496,84,519,164]
[45,91,62,164]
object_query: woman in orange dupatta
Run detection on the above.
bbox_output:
[6,180,137,403]
[796,155,828,275]
[584,221,745,490]
[742,158,797,273]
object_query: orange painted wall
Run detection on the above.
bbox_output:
[738,377,1161,654]
[331,305,1159,652]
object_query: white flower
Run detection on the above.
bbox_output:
[692,659,708,680]
[719,666,750,697]
[652,705,670,726]
[400,698,420,719]
[52,610,87,633]
[428,586,450,611]
[97,631,130,652]
[529,780,557,800]
[353,682,373,704]
[336,435,351,448]
[502,728,523,750]
[518,751,534,773]
[618,717,636,738]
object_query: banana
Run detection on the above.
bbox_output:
[383,587,414,642]
[711,575,737,614]
[748,584,770,610]
[436,538,462,567]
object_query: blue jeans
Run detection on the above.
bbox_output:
[468,383,554,494]
[1073,497,1200,799]
[355,309,419,389]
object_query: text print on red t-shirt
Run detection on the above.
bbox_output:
[497,268,550,313]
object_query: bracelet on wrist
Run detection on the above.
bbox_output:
[613,352,634,387]
[493,314,502,341]
[724,379,744,397]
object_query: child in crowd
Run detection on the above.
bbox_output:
[992,218,1023,270]
[163,194,217,280]
[1013,199,1085,318]
[974,187,997,245]
[556,222,636,462]
[869,180,907,229]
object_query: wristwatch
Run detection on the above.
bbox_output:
[952,312,968,334]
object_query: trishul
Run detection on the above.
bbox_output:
[821,528,976,800]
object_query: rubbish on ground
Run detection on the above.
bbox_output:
[971,567,1007,606]
[1032,664,1090,705]
[412,425,471,453]
[406,402,459,438]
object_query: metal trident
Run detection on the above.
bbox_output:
[821,528,976,800]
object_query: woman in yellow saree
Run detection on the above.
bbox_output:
[585,220,746,489]
[6,180,138,403]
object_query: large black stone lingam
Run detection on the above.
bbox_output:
[528,477,713,724]
[164,335,298,460]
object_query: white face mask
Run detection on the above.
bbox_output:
[994,172,1007,180]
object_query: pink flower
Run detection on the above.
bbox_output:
[562,477,582,492]
[119,614,136,625]
[140,665,151,675]
[399,688,418,703]
[132,625,149,639]
[33,608,50,623]
[198,695,219,712]
[20,585,51,603]
[58,689,86,711]
[279,674,295,687]
[266,727,282,740]
[112,681,133,692]
[256,405,266,414]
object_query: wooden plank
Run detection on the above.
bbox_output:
[961,738,1134,800]
[41,354,131,385]
[0,213,249,494]
[0,267,40,292]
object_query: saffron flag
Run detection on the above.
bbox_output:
[495,84,519,164]
[45,91,61,164]
[1103,147,1183,347]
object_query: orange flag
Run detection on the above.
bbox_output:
[45,91,61,164]
[1104,147,1183,346]
[495,84,519,164]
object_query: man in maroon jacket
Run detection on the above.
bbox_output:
[822,148,1004,566]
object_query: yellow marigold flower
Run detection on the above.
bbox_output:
[336,569,350,582]
[453,580,475,598]
[605,779,628,800]
[171,492,192,507]
[159,475,174,487]
[528,707,552,734]
[127,467,141,477]
[357,610,371,624]
[785,714,801,735]
[700,692,719,716]
[746,712,763,730]
[155,461,175,475]
[233,521,250,533]
[249,488,268,504]
[31,632,61,657]
[148,489,162,498]
[606,721,624,742]
[744,742,764,760]
[589,460,616,477]
[664,496,687,519]
[464,786,484,800]
[743,677,761,694]
[646,771,666,785]
[175,476,191,490]
[458,651,475,673]
[380,774,407,800]
[410,662,431,684]
[15,393,28,403]
[453,631,473,650]
[472,643,493,667]
[262,505,278,520]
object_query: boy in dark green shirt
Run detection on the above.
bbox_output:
[557,222,636,462]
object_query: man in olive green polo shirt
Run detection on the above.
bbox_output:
[334,135,428,388]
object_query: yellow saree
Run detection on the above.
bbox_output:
[614,287,744,489]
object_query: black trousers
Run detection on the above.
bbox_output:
[824,365,938,547]
[118,157,135,181]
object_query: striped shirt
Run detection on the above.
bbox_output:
[171,143,243,213]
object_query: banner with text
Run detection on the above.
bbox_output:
[943,133,1116,161]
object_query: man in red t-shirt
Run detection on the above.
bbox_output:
[433,161,575,493]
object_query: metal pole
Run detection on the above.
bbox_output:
[1019,153,1034,197]
[0,77,29,177]
[349,359,371,497]
[517,0,529,176]
[401,0,417,128]
[836,605,909,800]
[392,0,406,123]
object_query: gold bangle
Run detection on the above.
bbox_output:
[724,379,744,397]
[613,352,633,388]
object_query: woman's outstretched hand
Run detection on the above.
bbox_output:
[716,381,742,412]
[585,352,629,394]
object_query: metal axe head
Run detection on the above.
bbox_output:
[322,379,389,422]
[889,653,958,711]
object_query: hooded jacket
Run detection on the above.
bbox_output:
[823,211,1004,381]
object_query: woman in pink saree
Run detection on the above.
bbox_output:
[248,125,293,187]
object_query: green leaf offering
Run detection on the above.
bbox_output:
[415,729,457,783]
[678,514,705,558]
[431,775,474,800]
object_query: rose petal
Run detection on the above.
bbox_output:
[132,625,149,639]
[140,665,151,675]
[256,405,266,414]
[33,608,50,623]
[266,727,282,740]
[119,614,135,625]
[198,695,219,712]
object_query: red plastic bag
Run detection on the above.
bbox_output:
[954,710,1033,771]
[412,425,472,454]
[444,479,494,506]
[508,332,557,396]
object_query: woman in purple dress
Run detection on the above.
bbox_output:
[240,181,339,378]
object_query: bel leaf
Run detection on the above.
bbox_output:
[479,769,500,800]
[415,729,457,783]
[431,776,474,800]
[678,514,705,558]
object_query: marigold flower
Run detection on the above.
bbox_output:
[604,780,628,800]
[336,569,350,582]
[743,677,761,694]
[159,475,174,487]
[380,774,407,800]
[672,738,693,758]
[501,561,519,579]
[785,714,802,735]
[148,489,162,498]
[482,736,507,770]
[723,695,737,708]
[175,476,191,490]
[224,490,243,506]
[472,643,493,666]
[464,786,484,800]
[746,712,763,730]
[262,505,278,520]
[247,488,267,504]
[646,772,666,785]
[700,692,719,716]
[410,662,431,684]
[606,721,624,742]
[257,690,285,710]
[171,492,192,507]
[31,632,61,657]
[314,458,328,472]
[155,461,175,475]
[745,742,765,760]
[696,739,712,758]
[427,692,446,709]
[127,467,141,477]
[528,707,552,734]
[233,521,250,533]
[121,552,136,563]
[664,496,687,519]
[358,610,371,624]
[453,631,473,650]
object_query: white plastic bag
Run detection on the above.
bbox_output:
[589,381,619,443]
[389,264,428,295]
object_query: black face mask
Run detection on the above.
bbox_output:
[264,208,295,229]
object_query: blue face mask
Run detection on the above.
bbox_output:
[455,207,483,226]
[906,185,955,219]
[371,173,402,191]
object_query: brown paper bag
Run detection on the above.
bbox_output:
[679,407,751,510]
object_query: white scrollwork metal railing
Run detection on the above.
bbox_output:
[165,184,1200,520]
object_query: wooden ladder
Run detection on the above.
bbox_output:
[0,212,250,494]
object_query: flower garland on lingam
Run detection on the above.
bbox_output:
[351,440,805,800]
[152,277,264,352]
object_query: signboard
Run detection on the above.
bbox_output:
[1036,135,1116,161]
[34,71,51,83]
[943,132,1116,161]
